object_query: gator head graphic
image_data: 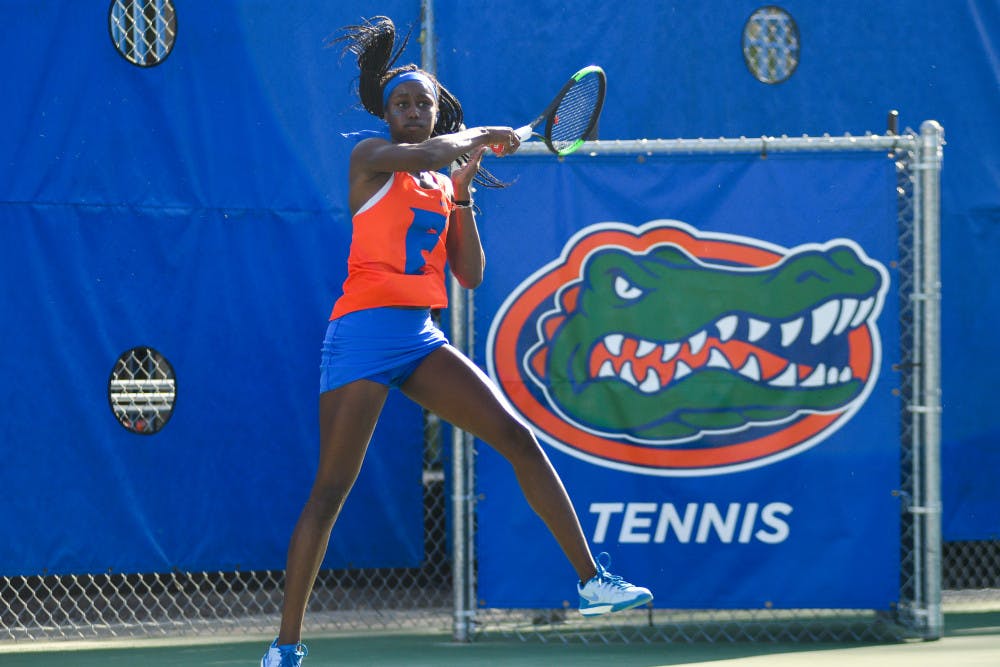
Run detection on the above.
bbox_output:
[487,221,891,476]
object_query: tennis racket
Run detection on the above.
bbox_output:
[513,65,607,156]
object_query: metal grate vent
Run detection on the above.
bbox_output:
[108,346,177,434]
[742,6,800,84]
[108,0,177,67]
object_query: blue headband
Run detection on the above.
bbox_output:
[382,71,437,108]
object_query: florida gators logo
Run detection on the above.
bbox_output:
[486,221,890,476]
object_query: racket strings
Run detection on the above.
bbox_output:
[549,74,602,148]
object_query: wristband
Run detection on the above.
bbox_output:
[453,199,473,208]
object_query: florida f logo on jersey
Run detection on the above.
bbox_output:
[486,221,890,476]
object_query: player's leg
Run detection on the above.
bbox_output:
[400,344,597,582]
[276,379,389,645]
[402,344,652,615]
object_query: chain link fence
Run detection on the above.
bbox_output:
[458,126,939,643]
[1,407,454,642]
[943,541,1000,611]
[3,125,998,647]
[108,0,177,68]
[460,125,997,644]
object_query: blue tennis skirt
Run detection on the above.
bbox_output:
[319,307,449,393]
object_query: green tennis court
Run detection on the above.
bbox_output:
[2,611,997,667]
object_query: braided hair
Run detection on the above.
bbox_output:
[330,16,506,188]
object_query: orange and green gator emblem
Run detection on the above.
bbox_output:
[486,221,890,476]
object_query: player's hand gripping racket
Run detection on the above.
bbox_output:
[499,65,607,157]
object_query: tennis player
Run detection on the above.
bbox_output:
[261,16,651,667]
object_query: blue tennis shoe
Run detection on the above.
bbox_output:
[577,552,653,616]
[260,638,308,667]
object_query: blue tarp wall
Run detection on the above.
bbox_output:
[0,0,996,576]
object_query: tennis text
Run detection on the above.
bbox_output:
[589,501,793,545]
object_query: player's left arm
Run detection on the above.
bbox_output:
[446,146,487,289]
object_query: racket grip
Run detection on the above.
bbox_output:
[515,125,533,142]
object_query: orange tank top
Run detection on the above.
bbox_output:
[330,170,455,320]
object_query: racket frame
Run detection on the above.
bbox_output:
[515,65,606,156]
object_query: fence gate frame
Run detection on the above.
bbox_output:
[449,122,945,642]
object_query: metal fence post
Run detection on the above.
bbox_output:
[916,120,944,639]
[447,280,476,642]
[420,0,474,642]
[421,0,476,643]
[420,0,436,76]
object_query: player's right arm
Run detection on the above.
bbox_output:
[347,129,518,214]
[355,127,518,174]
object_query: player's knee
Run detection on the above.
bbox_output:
[305,484,351,521]
[497,419,544,464]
